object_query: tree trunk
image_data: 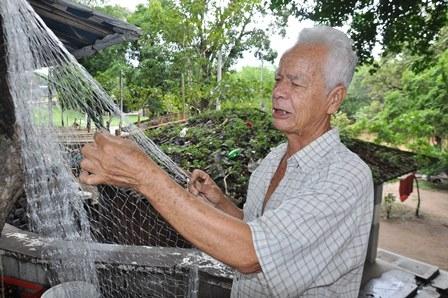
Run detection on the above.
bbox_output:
[0,14,23,234]
[0,136,23,232]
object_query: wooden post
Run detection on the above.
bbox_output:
[414,175,421,217]
[0,14,24,234]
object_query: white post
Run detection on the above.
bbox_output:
[119,70,123,130]
[181,72,185,117]
[260,59,264,110]
[216,50,222,111]
[48,84,53,127]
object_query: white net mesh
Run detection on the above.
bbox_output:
[1,0,202,296]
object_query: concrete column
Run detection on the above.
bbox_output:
[366,184,383,264]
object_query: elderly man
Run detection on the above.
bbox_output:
[80,26,373,297]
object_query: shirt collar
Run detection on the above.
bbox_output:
[286,128,341,171]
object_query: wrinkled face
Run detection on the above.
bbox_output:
[272,43,330,136]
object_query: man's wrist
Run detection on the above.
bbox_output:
[135,158,158,193]
[215,194,231,210]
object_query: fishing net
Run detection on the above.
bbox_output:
[0,0,204,296]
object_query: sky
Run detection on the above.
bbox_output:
[106,0,313,70]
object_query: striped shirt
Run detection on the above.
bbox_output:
[231,128,374,297]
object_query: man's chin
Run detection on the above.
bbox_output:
[272,118,293,133]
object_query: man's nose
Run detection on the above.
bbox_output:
[272,81,287,101]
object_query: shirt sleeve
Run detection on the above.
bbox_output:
[247,176,363,297]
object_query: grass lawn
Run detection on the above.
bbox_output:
[387,177,448,193]
[35,106,147,128]
[417,180,448,192]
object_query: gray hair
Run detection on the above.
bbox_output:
[297,26,358,91]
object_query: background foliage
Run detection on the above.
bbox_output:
[78,0,448,175]
[342,25,448,173]
[269,0,448,64]
[81,0,278,116]
[146,108,421,205]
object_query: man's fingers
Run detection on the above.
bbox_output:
[93,131,121,149]
[187,176,200,195]
[80,158,98,173]
[190,169,208,184]
[93,131,110,145]
[194,179,207,192]
[81,143,98,159]
[189,169,214,196]
[191,169,206,179]
[188,184,200,195]
[197,193,213,206]
[94,131,124,146]
[79,170,105,185]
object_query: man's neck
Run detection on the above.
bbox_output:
[284,123,331,159]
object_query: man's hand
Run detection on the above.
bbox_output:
[188,169,243,219]
[188,169,226,207]
[79,132,154,189]
[80,134,253,272]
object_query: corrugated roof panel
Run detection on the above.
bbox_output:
[28,0,141,58]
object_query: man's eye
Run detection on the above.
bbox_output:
[292,82,303,87]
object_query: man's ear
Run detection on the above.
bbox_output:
[326,84,347,115]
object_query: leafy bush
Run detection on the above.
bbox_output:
[383,193,396,219]
[146,108,283,205]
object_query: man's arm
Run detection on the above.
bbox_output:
[80,133,259,273]
[188,169,243,219]
[217,196,244,219]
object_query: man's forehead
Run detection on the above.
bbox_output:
[277,43,327,75]
[284,42,329,56]
[275,67,311,81]
[282,43,327,60]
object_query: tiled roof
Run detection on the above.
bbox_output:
[342,137,418,185]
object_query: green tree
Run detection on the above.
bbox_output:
[130,0,277,76]
[82,0,280,114]
[95,4,131,20]
[79,5,133,107]
[219,66,275,109]
[341,66,372,119]
[340,20,448,173]
[352,49,448,173]
[126,0,279,111]
[269,0,448,63]
[72,0,106,8]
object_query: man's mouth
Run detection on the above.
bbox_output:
[273,108,291,117]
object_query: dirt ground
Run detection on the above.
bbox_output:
[379,181,448,270]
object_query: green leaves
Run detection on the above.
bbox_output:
[146,108,283,204]
[80,0,281,114]
[269,0,448,64]
[347,45,448,174]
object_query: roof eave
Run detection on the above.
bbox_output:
[28,0,142,59]
[73,32,139,59]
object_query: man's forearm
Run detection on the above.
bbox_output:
[216,196,244,219]
[79,133,260,273]
[138,163,260,273]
